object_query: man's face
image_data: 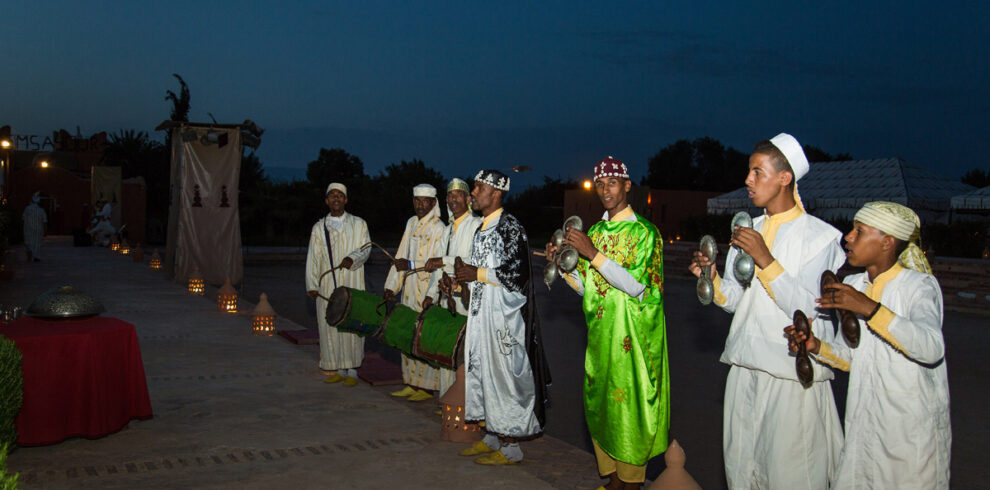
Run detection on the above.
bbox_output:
[843,220,888,267]
[324,189,347,215]
[595,177,631,213]
[447,189,469,218]
[745,153,788,208]
[413,196,436,219]
[470,182,498,211]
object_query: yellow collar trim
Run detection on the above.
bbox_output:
[481,208,503,231]
[759,204,804,250]
[609,206,634,222]
[865,263,904,301]
[451,211,469,232]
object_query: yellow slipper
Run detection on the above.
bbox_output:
[389,385,417,397]
[323,373,343,384]
[474,451,518,465]
[459,440,495,456]
[407,389,434,402]
[342,377,359,387]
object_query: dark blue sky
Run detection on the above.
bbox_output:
[3,1,988,189]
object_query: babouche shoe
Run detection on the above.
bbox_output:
[475,451,518,465]
[342,377,358,387]
[407,389,433,402]
[324,373,344,384]
[390,385,417,397]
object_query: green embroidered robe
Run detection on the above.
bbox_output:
[575,213,669,465]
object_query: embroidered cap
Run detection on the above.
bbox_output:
[594,156,629,181]
[447,178,470,194]
[474,169,510,192]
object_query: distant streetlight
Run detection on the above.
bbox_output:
[0,140,10,149]
[40,160,49,168]
[583,180,592,190]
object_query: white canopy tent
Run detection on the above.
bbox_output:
[707,158,974,224]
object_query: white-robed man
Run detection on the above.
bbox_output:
[690,133,844,489]
[443,169,551,465]
[306,183,372,386]
[422,178,483,395]
[22,193,47,262]
[384,184,448,402]
[88,200,115,247]
[787,202,951,489]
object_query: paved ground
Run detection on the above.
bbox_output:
[4,238,989,488]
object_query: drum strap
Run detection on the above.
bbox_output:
[323,220,338,290]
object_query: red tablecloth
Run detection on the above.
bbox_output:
[1,316,153,446]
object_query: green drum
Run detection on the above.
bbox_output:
[381,303,419,357]
[412,305,467,369]
[325,287,385,337]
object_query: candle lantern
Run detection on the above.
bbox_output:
[439,365,483,442]
[110,239,120,252]
[119,240,131,255]
[217,278,238,313]
[132,243,144,262]
[149,249,162,271]
[252,293,277,336]
[187,267,205,295]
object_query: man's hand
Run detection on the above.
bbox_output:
[424,257,444,272]
[337,257,354,270]
[784,324,821,355]
[817,283,878,316]
[545,241,558,258]
[421,296,434,310]
[455,261,478,283]
[384,288,397,303]
[564,228,598,260]
[439,274,453,295]
[731,227,774,269]
[307,290,319,299]
[689,251,716,280]
[392,258,410,271]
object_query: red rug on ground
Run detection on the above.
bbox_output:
[2,316,154,446]
[357,352,403,386]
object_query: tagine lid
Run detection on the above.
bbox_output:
[26,285,105,319]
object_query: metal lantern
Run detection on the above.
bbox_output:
[439,365,483,442]
[119,240,131,255]
[217,278,238,313]
[252,293,276,336]
[187,268,205,295]
[149,249,162,271]
[110,239,120,252]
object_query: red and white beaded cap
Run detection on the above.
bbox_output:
[594,156,629,181]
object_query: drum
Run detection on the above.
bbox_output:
[325,287,385,337]
[412,305,467,369]
[380,303,419,357]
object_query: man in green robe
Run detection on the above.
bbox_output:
[547,156,669,489]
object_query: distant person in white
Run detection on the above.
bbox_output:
[22,193,47,262]
[88,200,115,246]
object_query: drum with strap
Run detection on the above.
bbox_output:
[412,304,466,369]
[380,303,419,357]
[325,287,385,337]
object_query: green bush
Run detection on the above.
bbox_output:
[0,336,22,449]
[0,443,18,490]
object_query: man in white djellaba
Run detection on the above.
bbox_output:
[384,184,448,402]
[22,193,47,262]
[306,183,371,387]
[422,178,483,394]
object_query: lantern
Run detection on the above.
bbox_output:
[187,267,205,295]
[132,243,144,262]
[110,239,120,252]
[119,240,131,255]
[217,278,238,313]
[438,365,483,442]
[149,249,162,271]
[252,293,277,336]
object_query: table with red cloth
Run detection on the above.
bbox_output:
[0,316,153,446]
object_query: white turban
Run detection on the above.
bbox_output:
[854,201,931,274]
[413,184,437,198]
[325,183,347,196]
[769,133,810,182]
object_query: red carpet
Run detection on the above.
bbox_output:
[358,352,403,386]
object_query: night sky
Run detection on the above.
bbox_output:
[3,1,988,189]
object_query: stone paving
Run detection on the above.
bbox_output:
[1,238,604,489]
